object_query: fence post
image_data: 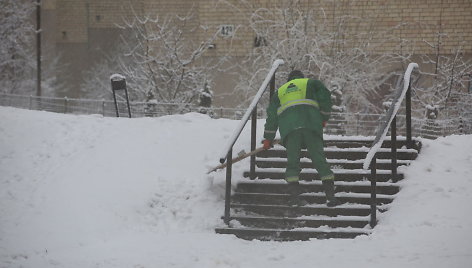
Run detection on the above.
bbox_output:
[29,95,33,110]
[64,97,68,114]
[102,99,105,116]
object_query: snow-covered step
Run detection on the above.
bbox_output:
[216,136,422,241]
[237,178,400,187]
[227,215,369,229]
[236,180,399,195]
[295,214,370,221]
[257,157,412,164]
[243,168,403,182]
[256,158,412,169]
[231,203,372,217]
[215,226,370,241]
[257,147,419,160]
[315,136,422,150]
[250,167,395,174]
[232,192,394,206]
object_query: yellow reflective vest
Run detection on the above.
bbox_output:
[277,78,320,115]
[264,78,332,143]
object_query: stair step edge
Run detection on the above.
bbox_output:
[230,215,370,221]
[236,180,400,187]
[232,203,373,209]
[234,192,396,199]
[216,226,372,234]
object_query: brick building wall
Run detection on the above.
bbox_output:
[43,0,472,105]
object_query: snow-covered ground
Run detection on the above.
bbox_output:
[1,106,471,268]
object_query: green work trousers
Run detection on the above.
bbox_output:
[284,128,334,182]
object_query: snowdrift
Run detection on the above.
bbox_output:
[1,107,471,268]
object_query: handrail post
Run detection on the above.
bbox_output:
[406,83,412,148]
[370,155,377,228]
[250,106,257,179]
[391,116,398,183]
[269,72,276,99]
[224,148,233,225]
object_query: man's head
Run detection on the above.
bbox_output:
[287,70,304,82]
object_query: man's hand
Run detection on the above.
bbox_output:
[262,139,273,150]
[322,121,327,128]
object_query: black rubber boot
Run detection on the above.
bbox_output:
[287,182,308,207]
[322,179,344,207]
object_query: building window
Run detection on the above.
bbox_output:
[254,35,267,47]
[96,15,101,22]
[219,25,234,37]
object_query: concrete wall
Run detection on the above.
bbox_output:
[42,0,472,105]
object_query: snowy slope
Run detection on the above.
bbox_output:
[1,106,471,268]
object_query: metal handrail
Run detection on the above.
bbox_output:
[218,59,284,225]
[363,62,419,228]
[219,59,285,164]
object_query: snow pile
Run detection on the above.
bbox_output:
[1,106,471,268]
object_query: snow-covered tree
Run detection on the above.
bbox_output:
[411,47,472,120]
[220,0,404,113]
[116,8,225,107]
[82,7,227,115]
[0,0,35,94]
[80,49,126,100]
[0,0,63,96]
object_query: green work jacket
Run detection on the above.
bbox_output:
[263,78,332,144]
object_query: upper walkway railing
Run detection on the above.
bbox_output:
[1,89,470,139]
[0,92,252,119]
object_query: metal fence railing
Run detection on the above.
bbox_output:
[324,113,472,138]
[0,93,250,120]
[1,92,471,139]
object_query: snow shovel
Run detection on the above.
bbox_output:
[207,139,280,174]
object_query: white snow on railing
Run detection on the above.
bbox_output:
[219,59,284,163]
[363,63,419,170]
[110,73,126,81]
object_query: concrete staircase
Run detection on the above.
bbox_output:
[215,136,422,241]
